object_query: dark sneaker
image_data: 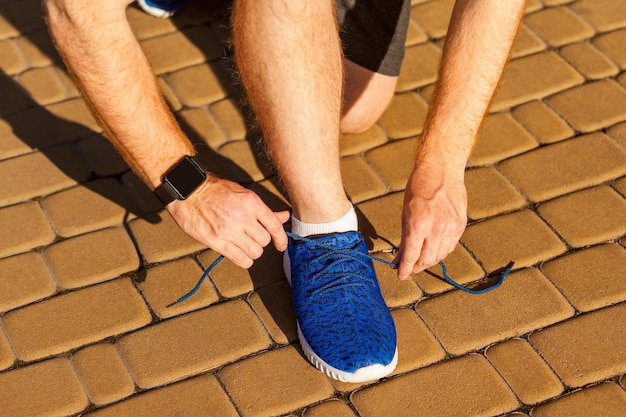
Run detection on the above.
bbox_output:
[137,0,189,18]
[284,231,397,383]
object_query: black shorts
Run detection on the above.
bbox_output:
[336,0,411,77]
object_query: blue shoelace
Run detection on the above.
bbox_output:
[168,232,514,307]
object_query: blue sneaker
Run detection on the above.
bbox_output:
[284,231,398,383]
[137,0,189,18]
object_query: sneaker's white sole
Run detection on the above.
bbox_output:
[136,0,176,18]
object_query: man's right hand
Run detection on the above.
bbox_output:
[167,175,290,269]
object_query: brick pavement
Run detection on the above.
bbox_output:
[0,0,625,416]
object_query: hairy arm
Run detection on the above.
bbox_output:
[44,0,288,268]
[395,0,526,279]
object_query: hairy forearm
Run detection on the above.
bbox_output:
[418,0,525,173]
[45,0,194,188]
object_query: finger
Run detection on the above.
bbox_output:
[246,222,272,248]
[413,237,440,274]
[219,241,255,269]
[396,240,423,280]
[258,211,289,251]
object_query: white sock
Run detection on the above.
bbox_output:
[291,204,358,237]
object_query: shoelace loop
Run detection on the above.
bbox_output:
[167,232,514,307]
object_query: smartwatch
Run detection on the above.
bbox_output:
[153,155,207,205]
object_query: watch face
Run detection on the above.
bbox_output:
[164,156,206,199]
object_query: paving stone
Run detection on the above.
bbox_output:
[351,354,518,417]
[121,171,163,215]
[622,374,626,389]
[339,124,388,156]
[128,211,205,264]
[157,76,183,111]
[15,29,60,67]
[374,252,423,308]
[416,268,574,355]
[141,26,222,74]
[167,63,232,106]
[303,399,357,417]
[396,42,442,92]
[571,0,626,32]
[405,18,428,47]
[547,80,626,132]
[341,155,387,203]
[0,0,46,34]
[377,92,428,139]
[0,201,55,259]
[615,176,626,198]
[542,243,626,312]
[0,118,32,159]
[511,25,546,59]
[72,343,135,406]
[468,112,538,166]
[0,358,88,417]
[594,29,626,70]
[17,66,67,105]
[247,178,291,213]
[531,382,626,417]
[46,97,102,132]
[365,139,417,193]
[485,338,564,405]
[219,345,335,417]
[525,0,543,12]
[0,72,32,117]
[86,375,239,417]
[537,186,626,248]
[357,192,404,252]
[619,71,626,89]
[219,139,272,182]
[41,179,135,237]
[0,39,27,75]
[126,5,177,40]
[77,135,129,177]
[410,0,456,39]
[391,308,445,376]
[499,133,626,202]
[559,42,620,80]
[525,7,594,47]
[461,210,567,273]
[2,278,151,361]
[608,122,626,151]
[210,97,248,141]
[44,227,140,289]
[247,280,297,345]
[492,51,584,111]
[530,302,626,388]
[413,243,485,295]
[465,166,527,220]
[0,327,14,371]
[0,251,56,313]
[511,100,574,145]
[0,11,18,40]
[177,107,226,149]
[118,300,271,389]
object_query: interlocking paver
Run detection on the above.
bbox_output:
[405,18,428,47]
[416,268,574,355]
[0,358,88,417]
[117,300,271,389]
[247,281,297,345]
[17,66,67,105]
[491,51,584,111]
[72,343,135,406]
[85,375,239,417]
[157,76,182,111]
[15,30,60,67]
[178,107,226,149]
[45,97,102,133]
[167,63,232,106]
[210,97,248,141]
[77,135,129,177]
[0,39,27,75]
[531,382,626,417]
[0,118,31,159]
[341,155,387,203]
[339,124,388,156]
[357,192,404,252]
[44,227,140,289]
[485,338,564,405]
[525,7,594,47]
[0,0,46,34]
[465,166,527,220]
[537,185,626,248]
[525,0,542,13]
[542,243,626,312]
[530,302,626,388]
[391,308,445,375]
[410,0,455,39]
[128,211,205,264]
[2,278,151,361]
[0,74,31,117]
[593,29,626,70]
[377,92,428,139]
[219,139,272,182]
[498,133,626,202]
[413,244,484,295]
[374,252,423,307]
[0,327,14,371]
[303,399,358,417]
[138,257,219,319]
[365,137,416,191]
[511,100,573,145]
[351,354,518,417]
[121,171,163,215]
[461,210,567,273]
[126,5,177,40]
[396,42,442,92]
[468,112,538,166]
[608,121,626,150]
[0,12,18,40]
[41,179,135,237]
[219,345,335,417]
[559,42,620,80]
[0,251,56,313]
[547,80,626,133]
[0,201,55,259]
[511,25,546,59]
[571,0,626,32]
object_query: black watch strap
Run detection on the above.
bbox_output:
[153,155,207,206]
